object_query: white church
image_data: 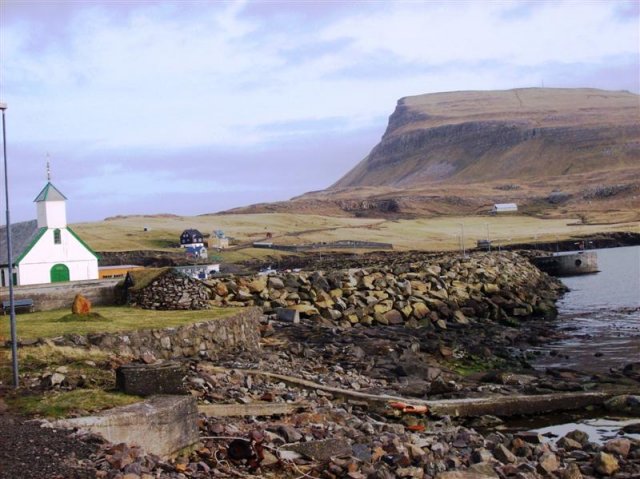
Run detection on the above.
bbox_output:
[0,181,99,286]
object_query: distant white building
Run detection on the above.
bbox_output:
[491,203,518,214]
[212,229,229,250]
[0,182,99,286]
[173,263,220,280]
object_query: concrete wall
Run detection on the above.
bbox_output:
[53,307,262,359]
[531,251,598,276]
[0,278,120,311]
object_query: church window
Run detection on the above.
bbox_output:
[54,229,61,244]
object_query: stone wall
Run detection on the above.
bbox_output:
[0,279,120,311]
[205,252,566,328]
[52,307,262,359]
[127,270,211,310]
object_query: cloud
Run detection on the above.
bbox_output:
[319,1,638,67]
[0,0,638,221]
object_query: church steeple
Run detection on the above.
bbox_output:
[34,162,67,229]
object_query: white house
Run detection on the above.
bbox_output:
[173,263,220,280]
[0,182,99,286]
[491,203,518,214]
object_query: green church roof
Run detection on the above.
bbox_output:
[33,182,67,202]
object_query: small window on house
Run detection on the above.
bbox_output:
[54,229,61,244]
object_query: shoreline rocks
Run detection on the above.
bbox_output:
[206,252,565,329]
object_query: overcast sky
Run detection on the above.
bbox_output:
[1,0,638,222]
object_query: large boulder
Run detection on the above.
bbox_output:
[72,294,92,315]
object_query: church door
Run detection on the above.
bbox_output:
[50,264,70,283]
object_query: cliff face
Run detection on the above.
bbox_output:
[332,88,640,188]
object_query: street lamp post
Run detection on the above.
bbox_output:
[485,223,491,252]
[0,102,18,388]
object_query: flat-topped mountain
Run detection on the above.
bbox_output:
[332,88,639,188]
[224,88,640,222]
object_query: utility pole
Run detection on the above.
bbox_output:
[459,223,466,258]
[1,102,18,387]
[486,223,491,252]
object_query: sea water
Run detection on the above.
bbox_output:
[533,245,640,373]
[524,246,640,442]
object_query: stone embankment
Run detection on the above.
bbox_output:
[47,307,262,360]
[206,252,565,328]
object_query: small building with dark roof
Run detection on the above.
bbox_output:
[180,229,204,247]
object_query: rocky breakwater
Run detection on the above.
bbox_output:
[207,252,565,329]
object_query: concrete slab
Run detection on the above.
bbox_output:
[54,395,199,458]
[203,366,636,418]
[198,402,308,417]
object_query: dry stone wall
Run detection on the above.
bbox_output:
[206,252,565,328]
[51,307,262,359]
[127,270,210,310]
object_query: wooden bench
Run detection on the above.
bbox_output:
[2,298,34,314]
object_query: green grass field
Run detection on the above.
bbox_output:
[0,306,243,417]
[0,306,239,340]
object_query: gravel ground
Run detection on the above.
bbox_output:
[0,403,102,479]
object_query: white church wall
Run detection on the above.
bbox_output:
[37,201,67,229]
[18,229,98,285]
[18,260,98,286]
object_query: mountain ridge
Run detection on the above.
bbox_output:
[332,87,639,188]
[223,88,640,223]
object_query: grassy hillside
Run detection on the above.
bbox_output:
[73,213,381,251]
[72,212,639,257]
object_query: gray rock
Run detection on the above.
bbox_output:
[565,429,590,446]
[560,463,583,479]
[281,438,351,461]
[275,308,300,323]
[493,444,516,464]
[470,448,494,464]
[277,425,303,443]
[351,443,372,462]
[116,361,187,396]
[603,438,631,458]
[537,452,559,474]
[593,451,619,476]
[267,277,285,290]
[557,436,583,451]
[604,394,640,416]
[396,466,424,478]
